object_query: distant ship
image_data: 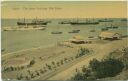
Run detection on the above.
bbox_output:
[17,21,48,26]
[121,18,127,21]
[17,18,50,26]
[70,21,99,25]
[101,24,118,31]
[70,19,99,25]
[59,20,71,24]
[98,18,113,22]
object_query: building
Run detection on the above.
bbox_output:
[99,32,121,40]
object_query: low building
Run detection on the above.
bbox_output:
[68,35,92,44]
[99,32,121,40]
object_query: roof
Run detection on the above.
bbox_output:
[99,32,120,38]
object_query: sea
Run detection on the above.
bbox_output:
[1,18,127,54]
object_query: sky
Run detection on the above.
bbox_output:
[1,1,127,19]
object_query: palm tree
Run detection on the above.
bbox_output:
[61,60,64,65]
[57,62,60,67]
[40,69,45,74]
[47,65,52,70]
[51,61,56,68]
[35,70,40,76]
[64,58,68,62]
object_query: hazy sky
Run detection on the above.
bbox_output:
[1,1,127,19]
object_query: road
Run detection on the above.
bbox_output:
[47,38,127,80]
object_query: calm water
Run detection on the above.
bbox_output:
[1,18,127,54]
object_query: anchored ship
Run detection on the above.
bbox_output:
[70,19,99,25]
[121,18,127,21]
[98,18,113,22]
[17,18,50,26]
[70,22,99,25]
[68,30,80,33]
[51,31,62,34]
[59,20,71,24]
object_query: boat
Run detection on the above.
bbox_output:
[3,26,46,31]
[68,30,80,33]
[59,21,71,24]
[101,28,108,31]
[70,21,99,25]
[90,30,96,32]
[17,21,48,26]
[51,31,62,34]
[106,25,118,29]
[106,26,112,29]
[121,18,127,21]
[88,36,94,38]
[112,26,118,29]
[98,18,113,22]
[70,19,99,25]
[17,18,49,26]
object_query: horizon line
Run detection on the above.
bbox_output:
[1,17,127,19]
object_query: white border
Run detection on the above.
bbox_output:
[1,0,128,1]
[0,1,127,81]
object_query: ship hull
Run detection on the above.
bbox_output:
[17,22,47,26]
[70,22,99,25]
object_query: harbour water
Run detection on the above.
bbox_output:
[1,18,127,54]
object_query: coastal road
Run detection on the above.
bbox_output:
[47,38,127,80]
[36,52,95,80]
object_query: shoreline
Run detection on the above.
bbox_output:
[1,43,56,58]
[2,37,128,80]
